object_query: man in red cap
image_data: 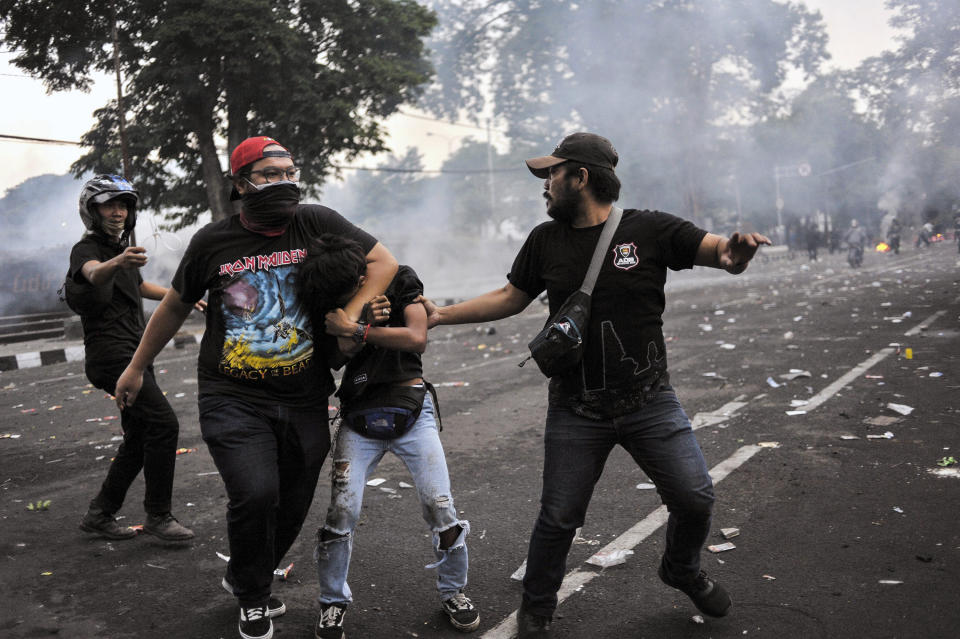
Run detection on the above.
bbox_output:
[420,132,770,637]
[115,136,398,639]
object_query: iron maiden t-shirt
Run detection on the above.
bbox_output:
[172,205,377,407]
[508,209,707,419]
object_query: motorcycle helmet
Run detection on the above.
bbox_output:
[78,174,139,236]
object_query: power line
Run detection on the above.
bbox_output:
[0,133,81,145]
[395,108,509,134]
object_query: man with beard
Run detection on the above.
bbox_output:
[114,136,397,639]
[419,133,770,637]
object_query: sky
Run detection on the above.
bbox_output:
[0,0,900,198]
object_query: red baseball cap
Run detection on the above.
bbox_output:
[229,136,292,175]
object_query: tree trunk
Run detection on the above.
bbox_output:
[195,124,229,222]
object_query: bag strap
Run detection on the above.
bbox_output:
[423,380,441,431]
[579,206,623,295]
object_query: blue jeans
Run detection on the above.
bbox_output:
[199,394,330,608]
[522,389,715,617]
[315,393,469,604]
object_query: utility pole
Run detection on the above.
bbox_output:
[111,18,131,182]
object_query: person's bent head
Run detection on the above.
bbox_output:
[297,233,367,324]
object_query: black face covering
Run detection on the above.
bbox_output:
[239,181,301,236]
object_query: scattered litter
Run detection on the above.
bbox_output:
[789,399,809,407]
[47,405,62,411]
[766,377,782,388]
[274,562,294,580]
[782,331,794,340]
[792,315,804,322]
[886,403,914,416]
[146,563,167,570]
[762,574,777,580]
[866,431,895,439]
[785,410,807,416]
[878,580,903,585]
[41,572,52,576]
[573,528,601,546]
[379,487,397,494]
[865,374,884,379]
[26,500,51,511]
[719,343,736,350]
[929,372,943,378]
[721,528,740,539]
[20,408,36,414]
[479,530,486,540]
[175,447,197,455]
[892,506,903,514]
[398,481,413,489]
[936,456,957,467]
[174,392,186,398]
[636,482,656,490]
[904,348,913,360]
[217,551,230,562]
[757,441,780,448]
[840,435,860,440]
[1,433,22,439]
[707,543,736,553]
[366,478,387,487]
[437,381,469,388]
[692,615,705,624]
[197,471,219,476]
[586,549,634,567]
[928,467,960,478]
[780,370,811,380]
[510,560,527,581]
[702,372,725,379]
[864,415,899,427]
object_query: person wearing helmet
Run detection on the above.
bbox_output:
[113,137,398,639]
[69,174,199,543]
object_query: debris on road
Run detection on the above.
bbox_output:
[586,549,634,567]
[510,560,527,581]
[762,574,777,580]
[864,415,899,427]
[892,506,904,513]
[936,456,957,467]
[886,403,914,416]
[780,369,811,380]
[398,481,414,488]
[175,447,196,455]
[707,542,736,553]
[766,377,782,388]
[366,478,387,487]
[636,482,656,490]
[721,528,740,539]
[436,381,469,388]
[758,441,780,448]
[692,615,705,624]
[928,467,960,478]
[840,435,860,440]
[878,580,903,585]
[785,410,807,416]
[866,431,895,439]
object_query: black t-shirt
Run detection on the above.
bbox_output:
[69,234,144,365]
[508,209,707,419]
[172,204,377,407]
[337,265,424,406]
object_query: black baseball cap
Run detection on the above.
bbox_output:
[525,132,618,179]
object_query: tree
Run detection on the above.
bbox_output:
[351,148,428,223]
[425,0,829,225]
[0,0,437,227]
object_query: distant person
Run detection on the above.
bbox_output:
[886,217,902,255]
[916,221,934,248]
[113,136,398,639]
[804,221,819,261]
[67,175,198,543]
[298,234,479,639]
[419,133,770,637]
[843,219,867,267]
[954,211,960,254]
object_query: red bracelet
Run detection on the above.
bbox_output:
[362,323,370,342]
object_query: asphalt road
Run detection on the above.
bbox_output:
[1,244,958,639]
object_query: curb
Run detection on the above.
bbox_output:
[0,332,203,373]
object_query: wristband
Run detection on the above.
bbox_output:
[362,323,370,343]
[352,321,367,344]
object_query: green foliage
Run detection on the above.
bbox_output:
[1,0,437,227]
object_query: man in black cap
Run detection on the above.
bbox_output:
[420,132,770,637]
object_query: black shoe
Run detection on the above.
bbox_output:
[659,565,731,617]
[79,507,136,540]
[442,591,480,632]
[221,577,286,618]
[517,603,551,638]
[143,512,195,541]
[239,605,273,639]
[315,603,347,639]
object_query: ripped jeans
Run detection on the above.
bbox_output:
[315,393,469,604]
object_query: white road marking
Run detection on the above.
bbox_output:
[903,310,946,337]
[485,445,763,639]
[795,348,893,413]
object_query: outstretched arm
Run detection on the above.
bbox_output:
[695,232,771,274]
[417,283,533,328]
[115,288,194,409]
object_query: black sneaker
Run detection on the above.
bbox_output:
[517,603,551,638]
[221,577,286,618]
[79,507,137,540]
[143,512,195,541]
[239,605,273,639]
[658,565,731,617]
[442,591,480,632]
[315,603,347,639]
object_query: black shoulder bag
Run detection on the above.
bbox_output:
[524,207,623,378]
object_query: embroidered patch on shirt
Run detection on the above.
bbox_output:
[612,242,639,270]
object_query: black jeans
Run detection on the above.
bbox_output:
[522,390,715,617]
[199,394,330,608]
[85,361,180,515]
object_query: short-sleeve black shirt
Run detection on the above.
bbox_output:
[172,204,377,407]
[508,209,707,419]
[336,265,424,406]
[68,234,144,365]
